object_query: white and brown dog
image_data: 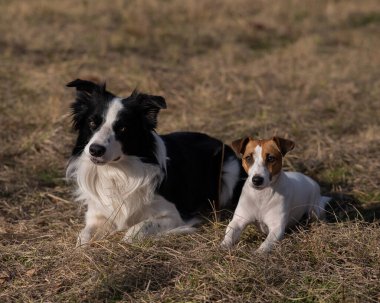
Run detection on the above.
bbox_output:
[221,136,330,252]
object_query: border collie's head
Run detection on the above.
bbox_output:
[67,79,167,166]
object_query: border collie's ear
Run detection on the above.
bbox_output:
[272,136,295,156]
[231,137,250,156]
[134,92,167,128]
[66,79,104,94]
[137,93,167,109]
[67,79,105,131]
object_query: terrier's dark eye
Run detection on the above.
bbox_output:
[244,155,253,164]
[267,155,276,163]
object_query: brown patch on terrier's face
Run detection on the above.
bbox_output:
[241,140,258,174]
[260,139,285,179]
[231,137,256,174]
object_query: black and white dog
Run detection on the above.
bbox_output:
[66,79,242,245]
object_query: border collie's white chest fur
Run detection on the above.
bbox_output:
[67,155,161,230]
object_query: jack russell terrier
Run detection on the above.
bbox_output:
[221,136,330,252]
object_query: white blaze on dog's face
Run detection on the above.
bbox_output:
[232,136,295,189]
[84,98,124,165]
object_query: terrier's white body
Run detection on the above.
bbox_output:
[221,137,330,252]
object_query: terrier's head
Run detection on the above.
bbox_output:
[231,136,295,189]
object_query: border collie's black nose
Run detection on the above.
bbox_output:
[252,175,264,186]
[89,144,106,157]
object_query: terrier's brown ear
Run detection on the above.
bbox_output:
[231,137,251,156]
[272,136,295,156]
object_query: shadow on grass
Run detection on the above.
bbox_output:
[325,192,380,223]
[93,262,177,301]
[293,160,380,223]
[318,177,380,223]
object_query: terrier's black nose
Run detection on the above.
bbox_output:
[252,175,264,186]
[89,144,106,157]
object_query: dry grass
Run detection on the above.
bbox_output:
[1,0,380,302]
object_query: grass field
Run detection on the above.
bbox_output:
[1,0,380,302]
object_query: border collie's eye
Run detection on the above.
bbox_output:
[89,120,97,130]
[267,155,276,163]
[119,127,127,133]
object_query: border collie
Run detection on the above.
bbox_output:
[66,79,242,245]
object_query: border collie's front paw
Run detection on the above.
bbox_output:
[123,231,148,243]
[123,229,137,243]
[123,235,134,243]
[123,222,150,243]
[220,238,234,249]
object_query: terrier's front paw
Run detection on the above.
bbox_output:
[256,243,271,254]
[76,231,92,247]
